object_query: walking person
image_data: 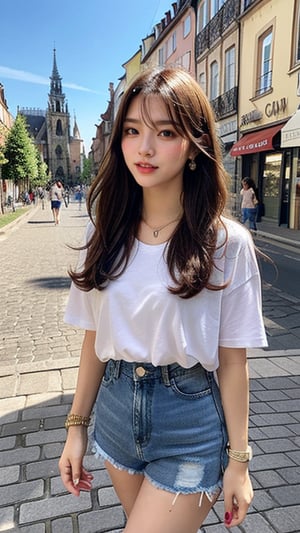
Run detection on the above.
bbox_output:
[240,177,259,231]
[50,179,63,224]
[59,67,267,532]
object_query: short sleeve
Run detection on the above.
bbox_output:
[64,221,98,331]
[218,224,268,348]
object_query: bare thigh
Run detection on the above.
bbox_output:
[105,461,217,533]
[105,461,144,517]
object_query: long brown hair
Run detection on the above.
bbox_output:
[70,67,229,298]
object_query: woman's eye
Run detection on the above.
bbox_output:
[159,130,174,138]
[124,127,138,135]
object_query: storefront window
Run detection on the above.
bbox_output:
[295,149,300,228]
[263,152,282,219]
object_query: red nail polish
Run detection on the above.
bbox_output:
[224,511,233,524]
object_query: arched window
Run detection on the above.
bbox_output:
[55,145,63,159]
[55,166,64,178]
[210,61,219,100]
[256,28,273,96]
[224,46,236,92]
[198,0,208,32]
[56,119,63,136]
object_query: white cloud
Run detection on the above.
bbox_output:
[0,65,99,94]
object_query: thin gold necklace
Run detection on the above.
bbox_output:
[142,216,181,238]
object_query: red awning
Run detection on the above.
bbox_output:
[230,124,283,156]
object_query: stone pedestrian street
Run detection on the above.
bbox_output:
[0,201,300,532]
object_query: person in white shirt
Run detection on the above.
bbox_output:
[49,179,64,225]
[59,67,267,532]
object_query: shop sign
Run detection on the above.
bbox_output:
[240,109,262,126]
[265,98,287,118]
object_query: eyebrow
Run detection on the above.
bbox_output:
[123,117,178,126]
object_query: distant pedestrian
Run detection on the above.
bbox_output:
[59,67,267,532]
[75,186,84,210]
[240,177,258,231]
[63,187,69,208]
[38,186,45,209]
[50,179,63,225]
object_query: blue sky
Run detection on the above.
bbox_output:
[1,0,174,151]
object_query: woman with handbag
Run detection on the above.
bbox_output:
[59,67,267,532]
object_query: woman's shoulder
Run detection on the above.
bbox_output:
[218,216,252,250]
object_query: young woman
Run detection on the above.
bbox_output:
[49,179,63,225]
[59,67,267,532]
[240,177,259,231]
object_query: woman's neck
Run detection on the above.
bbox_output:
[141,187,183,224]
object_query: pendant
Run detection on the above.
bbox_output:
[153,230,159,238]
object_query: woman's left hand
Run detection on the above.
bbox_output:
[222,461,254,528]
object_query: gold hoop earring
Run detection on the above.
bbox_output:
[189,159,196,171]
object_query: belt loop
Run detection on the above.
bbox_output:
[161,365,171,386]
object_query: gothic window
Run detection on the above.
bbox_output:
[55,166,64,178]
[56,118,63,137]
[55,145,63,159]
[56,119,63,136]
[55,100,61,112]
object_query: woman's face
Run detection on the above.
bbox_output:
[121,94,193,192]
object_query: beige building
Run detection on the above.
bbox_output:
[231,0,300,229]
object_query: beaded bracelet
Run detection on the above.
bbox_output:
[65,413,91,430]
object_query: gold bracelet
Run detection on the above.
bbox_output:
[227,445,253,462]
[65,413,91,430]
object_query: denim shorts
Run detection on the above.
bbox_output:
[93,359,229,498]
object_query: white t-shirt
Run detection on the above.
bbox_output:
[64,217,267,371]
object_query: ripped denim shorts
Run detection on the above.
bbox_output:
[93,359,229,501]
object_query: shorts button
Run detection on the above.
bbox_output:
[136,366,146,377]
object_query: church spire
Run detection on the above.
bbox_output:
[48,48,66,113]
[50,48,63,96]
[52,48,60,79]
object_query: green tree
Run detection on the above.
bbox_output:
[0,123,9,214]
[81,156,92,185]
[30,147,48,188]
[2,114,38,189]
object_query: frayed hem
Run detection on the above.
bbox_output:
[144,472,222,507]
[92,440,144,476]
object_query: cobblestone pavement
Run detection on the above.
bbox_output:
[0,202,299,532]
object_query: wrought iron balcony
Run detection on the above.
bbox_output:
[210,86,238,120]
[196,0,240,57]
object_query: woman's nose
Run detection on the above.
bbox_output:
[138,135,154,156]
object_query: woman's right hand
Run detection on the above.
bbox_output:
[58,426,93,496]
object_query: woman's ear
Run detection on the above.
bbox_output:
[199,133,211,148]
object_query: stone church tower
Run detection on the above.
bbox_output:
[46,49,71,182]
